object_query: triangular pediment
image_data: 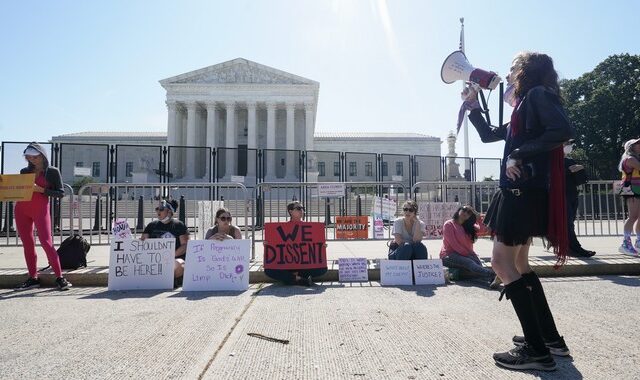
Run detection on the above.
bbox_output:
[160,58,317,86]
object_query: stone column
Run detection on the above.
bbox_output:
[225,101,236,178]
[285,102,296,179]
[266,102,277,179]
[246,101,257,178]
[206,102,217,150]
[166,101,178,146]
[185,102,198,179]
[174,104,185,178]
[304,103,317,179]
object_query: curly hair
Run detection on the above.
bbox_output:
[452,205,478,243]
[511,52,561,101]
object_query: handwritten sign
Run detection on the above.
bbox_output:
[0,174,35,202]
[264,222,327,270]
[371,196,397,220]
[336,216,369,239]
[111,218,132,239]
[338,257,369,282]
[108,238,175,290]
[318,183,346,198]
[373,215,384,239]
[182,239,250,291]
[413,259,445,285]
[419,202,461,237]
[379,260,413,286]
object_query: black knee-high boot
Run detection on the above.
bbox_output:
[522,271,561,342]
[505,277,548,354]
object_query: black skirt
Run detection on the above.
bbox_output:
[483,188,548,246]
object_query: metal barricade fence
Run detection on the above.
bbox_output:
[76,182,252,255]
[253,182,409,247]
[0,183,75,246]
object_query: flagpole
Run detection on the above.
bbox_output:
[460,17,470,164]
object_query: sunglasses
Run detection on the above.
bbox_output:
[291,206,305,211]
[219,216,232,221]
[403,208,415,212]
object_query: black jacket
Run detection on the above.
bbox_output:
[20,142,65,198]
[565,157,588,200]
[469,86,575,189]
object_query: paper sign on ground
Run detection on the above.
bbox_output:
[111,218,132,239]
[338,257,369,282]
[336,216,368,239]
[379,259,413,286]
[412,259,446,285]
[182,239,250,291]
[0,174,35,202]
[317,183,346,198]
[264,222,327,270]
[108,238,175,290]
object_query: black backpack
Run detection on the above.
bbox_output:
[56,234,91,269]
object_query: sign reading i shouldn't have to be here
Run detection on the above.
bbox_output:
[108,238,175,290]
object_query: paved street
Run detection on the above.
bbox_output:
[1,275,638,379]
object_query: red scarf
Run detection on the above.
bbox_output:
[547,146,568,267]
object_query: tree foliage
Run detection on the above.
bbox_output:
[560,54,640,179]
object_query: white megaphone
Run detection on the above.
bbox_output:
[441,51,501,90]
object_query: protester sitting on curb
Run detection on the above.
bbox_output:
[563,141,595,257]
[440,205,501,289]
[264,201,327,286]
[141,199,189,285]
[206,208,242,241]
[388,200,428,260]
[14,142,72,291]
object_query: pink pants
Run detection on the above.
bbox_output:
[14,194,62,278]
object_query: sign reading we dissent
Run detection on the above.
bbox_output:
[0,174,35,202]
[108,238,175,290]
[182,239,250,291]
[264,222,327,270]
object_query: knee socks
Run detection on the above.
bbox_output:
[504,277,549,354]
[522,271,561,342]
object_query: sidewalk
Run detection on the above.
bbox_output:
[1,236,639,287]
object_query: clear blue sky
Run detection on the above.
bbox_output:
[1,0,638,159]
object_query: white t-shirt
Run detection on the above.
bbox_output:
[392,217,425,242]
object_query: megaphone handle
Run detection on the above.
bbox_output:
[478,90,491,126]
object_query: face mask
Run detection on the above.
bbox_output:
[159,215,172,223]
[503,83,518,107]
[563,144,573,155]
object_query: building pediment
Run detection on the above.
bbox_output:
[160,58,317,86]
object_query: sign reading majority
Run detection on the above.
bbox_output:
[335,216,369,239]
[264,222,327,270]
[182,239,250,291]
[108,238,175,290]
[0,174,35,202]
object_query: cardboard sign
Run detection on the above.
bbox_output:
[371,196,397,220]
[419,202,461,237]
[0,174,35,202]
[318,183,346,198]
[108,238,175,290]
[182,239,250,291]
[413,259,446,285]
[338,257,369,282]
[336,216,369,239]
[111,218,132,239]
[264,222,327,270]
[379,259,413,285]
[373,215,385,239]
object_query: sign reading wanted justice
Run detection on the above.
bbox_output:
[336,216,368,239]
[0,174,35,202]
[264,222,327,270]
[108,238,175,290]
[182,239,250,291]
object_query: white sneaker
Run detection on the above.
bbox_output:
[620,240,638,256]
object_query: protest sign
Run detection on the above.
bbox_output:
[379,260,413,285]
[338,257,369,282]
[413,259,446,285]
[182,239,250,291]
[111,218,132,240]
[0,174,35,202]
[264,222,327,270]
[108,238,175,290]
[419,202,461,238]
[336,216,368,239]
[371,196,397,220]
[373,215,384,239]
[318,183,346,198]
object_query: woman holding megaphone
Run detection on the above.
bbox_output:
[463,52,574,371]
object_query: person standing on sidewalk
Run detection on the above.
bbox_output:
[463,52,573,371]
[563,141,595,257]
[617,138,640,255]
[14,142,72,291]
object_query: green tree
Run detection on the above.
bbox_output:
[560,54,640,179]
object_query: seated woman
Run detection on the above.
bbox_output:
[264,201,327,286]
[440,205,499,287]
[141,199,189,281]
[205,208,242,241]
[389,200,428,260]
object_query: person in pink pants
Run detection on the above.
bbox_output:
[14,142,72,291]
